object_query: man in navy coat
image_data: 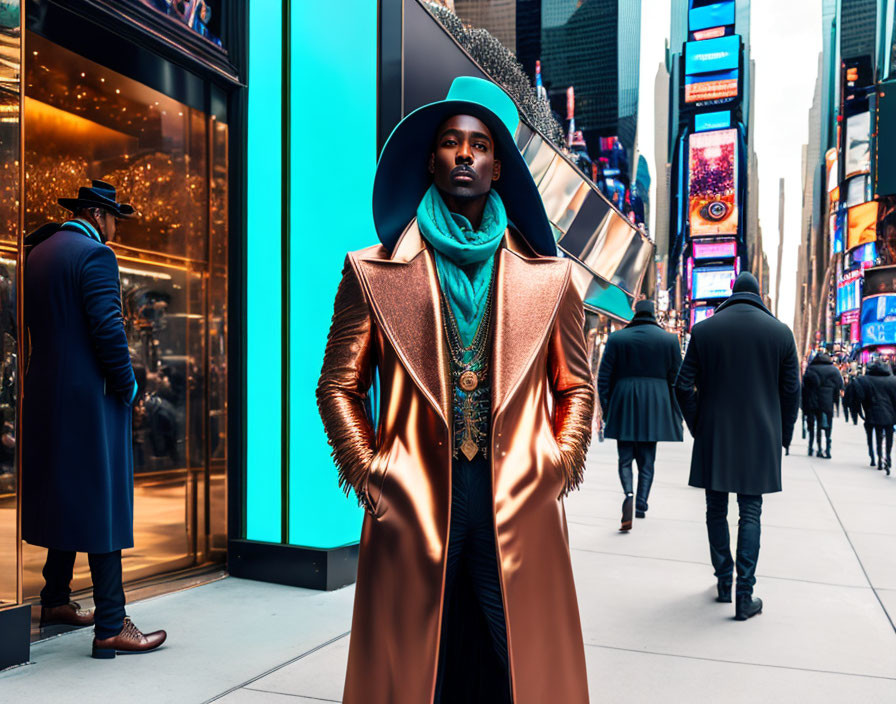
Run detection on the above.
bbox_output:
[23,180,166,658]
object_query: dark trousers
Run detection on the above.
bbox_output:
[617,441,657,512]
[434,457,510,703]
[40,549,126,639]
[865,423,876,461]
[873,425,893,466]
[806,413,830,451]
[704,491,762,597]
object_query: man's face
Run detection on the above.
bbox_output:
[96,209,117,243]
[429,115,501,199]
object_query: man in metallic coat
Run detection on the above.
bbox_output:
[317,77,593,704]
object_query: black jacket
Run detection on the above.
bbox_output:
[597,313,683,442]
[855,364,896,426]
[844,378,862,415]
[801,353,844,417]
[674,293,801,495]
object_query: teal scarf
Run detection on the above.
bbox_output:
[416,185,507,346]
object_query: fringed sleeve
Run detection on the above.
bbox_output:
[548,274,595,498]
[316,256,377,511]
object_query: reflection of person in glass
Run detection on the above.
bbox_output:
[22,180,166,658]
[317,78,593,704]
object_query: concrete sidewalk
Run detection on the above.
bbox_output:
[2,419,894,702]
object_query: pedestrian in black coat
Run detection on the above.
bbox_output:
[675,272,801,620]
[597,300,683,530]
[843,377,861,425]
[854,362,896,474]
[801,352,844,458]
[22,181,166,658]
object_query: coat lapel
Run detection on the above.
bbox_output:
[492,241,570,419]
[356,222,451,426]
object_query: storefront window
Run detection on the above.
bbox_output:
[0,0,19,610]
[21,32,227,599]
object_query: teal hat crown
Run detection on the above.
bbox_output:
[445,76,519,138]
[372,76,555,256]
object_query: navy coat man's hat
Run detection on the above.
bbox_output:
[58,179,135,218]
[373,76,555,256]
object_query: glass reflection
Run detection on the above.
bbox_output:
[0,0,18,609]
[20,32,227,601]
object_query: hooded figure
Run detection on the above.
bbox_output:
[854,361,896,473]
[674,272,800,620]
[801,351,843,458]
[317,77,593,704]
[597,299,683,530]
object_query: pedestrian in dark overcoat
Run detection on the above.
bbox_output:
[597,299,683,531]
[854,361,896,474]
[675,272,800,620]
[843,376,861,425]
[22,180,166,658]
[801,352,844,459]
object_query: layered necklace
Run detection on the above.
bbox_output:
[440,272,495,462]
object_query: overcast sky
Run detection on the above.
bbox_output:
[637,0,824,329]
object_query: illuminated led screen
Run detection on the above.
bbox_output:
[836,270,862,315]
[685,69,739,104]
[861,294,896,347]
[693,240,737,259]
[691,306,716,327]
[695,110,731,132]
[847,201,878,250]
[692,265,736,300]
[688,128,739,237]
[685,35,740,75]
[689,1,735,32]
[845,111,871,178]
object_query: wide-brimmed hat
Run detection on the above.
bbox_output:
[373,76,555,256]
[58,179,135,218]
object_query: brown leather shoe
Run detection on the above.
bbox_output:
[92,617,167,659]
[40,602,95,628]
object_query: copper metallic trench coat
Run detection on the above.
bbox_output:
[317,221,594,704]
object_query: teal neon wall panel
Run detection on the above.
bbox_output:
[245,0,283,542]
[287,2,378,547]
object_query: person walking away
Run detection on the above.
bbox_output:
[801,352,843,459]
[855,361,896,474]
[597,300,683,531]
[22,180,166,658]
[844,374,861,425]
[675,273,800,620]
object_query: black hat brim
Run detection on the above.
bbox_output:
[58,195,135,218]
[373,99,556,256]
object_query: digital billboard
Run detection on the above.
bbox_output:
[693,239,737,259]
[689,1,735,32]
[847,201,878,250]
[695,110,731,132]
[845,111,871,177]
[685,69,739,104]
[685,35,740,75]
[848,241,876,268]
[861,294,896,347]
[825,148,839,193]
[832,205,845,254]
[688,128,739,237]
[692,265,736,299]
[845,174,869,207]
[836,269,862,316]
[690,306,716,327]
[863,265,896,296]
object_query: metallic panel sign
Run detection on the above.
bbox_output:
[688,128,739,237]
[685,35,740,75]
